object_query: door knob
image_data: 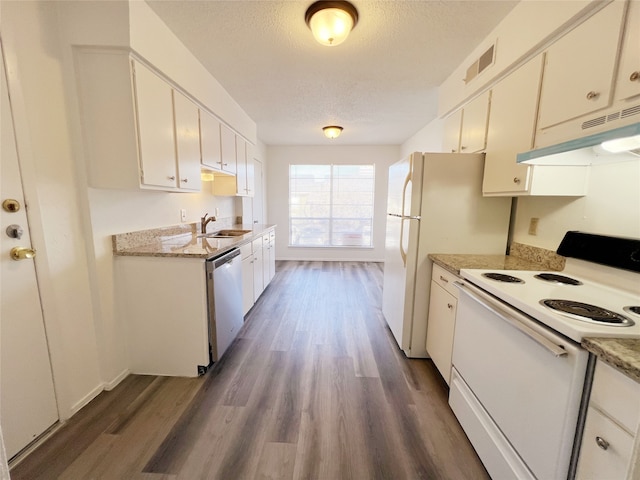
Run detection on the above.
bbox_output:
[10,247,36,260]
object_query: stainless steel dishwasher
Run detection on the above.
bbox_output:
[206,248,244,362]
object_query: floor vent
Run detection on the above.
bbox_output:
[464,44,495,84]
[581,103,640,130]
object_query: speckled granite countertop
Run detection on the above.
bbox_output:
[428,254,554,276]
[428,242,566,276]
[582,338,640,383]
[112,223,276,259]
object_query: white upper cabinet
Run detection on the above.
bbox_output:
[483,57,541,195]
[443,110,462,153]
[236,137,248,195]
[132,60,177,189]
[483,55,589,197]
[537,1,626,130]
[441,92,489,154]
[459,90,491,153]
[173,91,202,191]
[246,143,256,197]
[615,0,640,102]
[220,124,238,176]
[199,110,222,171]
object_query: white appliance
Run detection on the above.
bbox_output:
[382,152,512,357]
[449,231,640,480]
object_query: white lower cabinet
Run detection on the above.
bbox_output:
[240,229,276,315]
[252,237,264,302]
[426,264,458,384]
[240,243,254,316]
[116,256,209,377]
[576,360,640,479]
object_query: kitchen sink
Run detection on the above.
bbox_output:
[199,229,252,238]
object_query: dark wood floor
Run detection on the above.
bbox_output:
[11,261,488,480]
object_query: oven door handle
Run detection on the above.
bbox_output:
[454,281,569,358]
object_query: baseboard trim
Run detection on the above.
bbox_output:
[69,383,104,417]
[103,369,130,391]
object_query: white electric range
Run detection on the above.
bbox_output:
[448,231,640,480]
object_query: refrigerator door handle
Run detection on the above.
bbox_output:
[399,217,407,267]
[401,170,411,217]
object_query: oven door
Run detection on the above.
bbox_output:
[450,281,589,480]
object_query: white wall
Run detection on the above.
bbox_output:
[1,0,257,417]
[513,161,640,250]
[267,145,400,261]
[400,118,445,157]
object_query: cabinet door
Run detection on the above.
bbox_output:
[576,406,634,480]
[132,61,177,188]
[173,92,201,191]
[200,110,222,170]
[252,238,264,301]
[616,0,640,101]
[538,1,626,129]
[425,281,457,385]
[220,124,237,175]
[236,137,248,195]
[268,231,276,281]
[246,144,255,197]
[483,56,542,195]
[460,90,490,153]
[241,255,254,316]
[262,234,270,288]
[442,110,461,153]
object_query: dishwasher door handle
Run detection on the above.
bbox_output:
[454,281,569,358]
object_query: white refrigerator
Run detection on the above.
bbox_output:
[382,152,512,357]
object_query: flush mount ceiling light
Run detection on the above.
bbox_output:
[323,125,343,139]
[305,1,359,47]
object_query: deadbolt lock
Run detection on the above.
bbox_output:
[2,199,21,213]
[6,224,24,239]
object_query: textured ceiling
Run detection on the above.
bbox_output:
[146,0,519,146]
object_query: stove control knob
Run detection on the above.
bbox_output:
[595,436,609,451]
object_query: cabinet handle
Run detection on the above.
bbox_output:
[586,91,599,100]
[447,303,454,310]
[513,177,521,184]
[168,176,176,181]
[595,436,610,450]
[181,178,188,183]
[460,146,467,150]
[439,275,449,283]
[451,149,456,153]
[630,71,640,82]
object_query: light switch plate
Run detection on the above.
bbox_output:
[180,209,187,222]
[528,217,539,235]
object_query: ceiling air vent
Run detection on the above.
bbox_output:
[464,44,495,84]
[581,103,640,130]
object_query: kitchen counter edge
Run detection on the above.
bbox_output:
[582,338,640,384]
[112,224,276,260]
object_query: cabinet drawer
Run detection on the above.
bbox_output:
[590,360,640,434]
[240,242,252,260]
[576,406,634,480]
[432,264,459,298]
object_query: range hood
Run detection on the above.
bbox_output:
[517,122,640,166]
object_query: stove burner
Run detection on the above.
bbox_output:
[541,299,635,326]
[534,273,583,285]
[482,272,524,283]
[624,306,640,317]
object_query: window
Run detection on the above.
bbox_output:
[289,164,375,247]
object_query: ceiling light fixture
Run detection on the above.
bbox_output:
[305,1,359,47]
[323,125,343,139]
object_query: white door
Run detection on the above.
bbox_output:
[1,46,58,460]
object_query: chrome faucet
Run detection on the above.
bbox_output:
[201,213,217,234]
